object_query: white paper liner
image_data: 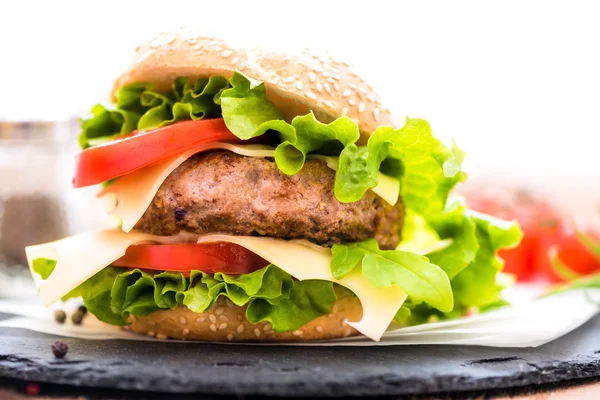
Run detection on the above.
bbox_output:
[0,288,597,347]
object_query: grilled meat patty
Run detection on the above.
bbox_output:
[136,151,404,249]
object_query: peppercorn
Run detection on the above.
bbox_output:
[51,341,68,358]
[53,310,66,324]
[77,305,88,316]
[71,311,84,325]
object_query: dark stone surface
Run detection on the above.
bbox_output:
[1,316,600,397]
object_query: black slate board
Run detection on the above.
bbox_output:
[1,316,600,398]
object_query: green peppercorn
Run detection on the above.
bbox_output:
[71,311,84,325]
[54,310,66,324]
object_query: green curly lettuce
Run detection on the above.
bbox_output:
[32,260,336,332]
[80,71,464,212]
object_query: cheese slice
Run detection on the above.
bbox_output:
[198,234,407,341]
[26,229,407,341]
[101,143,400,232]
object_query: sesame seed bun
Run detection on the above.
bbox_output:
[126,291,362,342]
[112,27,393,143]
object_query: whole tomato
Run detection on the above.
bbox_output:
[534,218,600,283]
[458,185,563,281]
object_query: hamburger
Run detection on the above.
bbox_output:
[26,28,522,342]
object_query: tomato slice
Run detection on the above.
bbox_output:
[73,119,241,188]
[112,242,269,276]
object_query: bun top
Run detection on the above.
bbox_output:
[112,27,393,142]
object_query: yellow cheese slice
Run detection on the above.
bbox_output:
[198,234,407,341]
[101,143,400,233]
[26,230,406,341]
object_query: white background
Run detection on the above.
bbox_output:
[1,0,599,219]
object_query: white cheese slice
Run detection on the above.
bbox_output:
[198,234,407,341]
[101,143,400,233]
[26,230,406,341]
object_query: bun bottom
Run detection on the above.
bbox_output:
[126,294,363,342]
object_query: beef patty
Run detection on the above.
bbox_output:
[135,151,404,249]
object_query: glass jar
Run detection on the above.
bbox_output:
[0,119,111,269]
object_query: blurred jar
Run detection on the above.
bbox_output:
[0,119,110,268]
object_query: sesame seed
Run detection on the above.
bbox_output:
[348,83,357,89]
[237,324,245,334]
[209,40,218,46]
[215,307,225,315]
[367,95,375,102]
[227,334,233,341]
[331,74,341,81]
[263,323,272,331]
[358,103,366,113]
[210,324,218,333]
[324,83,332,94]
[254,328,261,338]
[231,57,239,64]
[182,329,190,336]
[221,50,233,58]
[306,92,317,100]
[209,314,217,323]
[187,38,198,45]
[237,314,243,321]
[147,321,156,327]
[292,330,304,336]
[272,76,281,85]
[179,317,187,325]
[355,90,365,99]
[147,331,155,337]
[166,35,176,44]
[196,317,206,323]
[156,333,168,340]
[322,71,331,78]
[219,315,229,322]
[373,108,380,121]
[296,81,304,90]
[342,89,352,97]
[218,323,228,331]
[214,45,223,51]
[308,72,316,82]
[316,326,324,333]
[332,305,339,314]
[323,100,333,107]
[315,83,323,93]
[284,77,295,83]
[348,99,356,106]
[332,82,340,91]
[193,44,203,51]
[225,299,234,308]
[341,107,349,116]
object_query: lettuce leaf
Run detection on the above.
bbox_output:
[391,200,522,325]
[80,71,464,215]
[331,239,453,312]
[32,261,336,332]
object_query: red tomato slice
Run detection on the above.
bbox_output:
[112,242,269,276]
[73,119,241,188]
[535,218,600,283]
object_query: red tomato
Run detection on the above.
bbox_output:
[112,242,269,276]
[73,119,242,188]
[458,185,563,281]
[534,218,600,283]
